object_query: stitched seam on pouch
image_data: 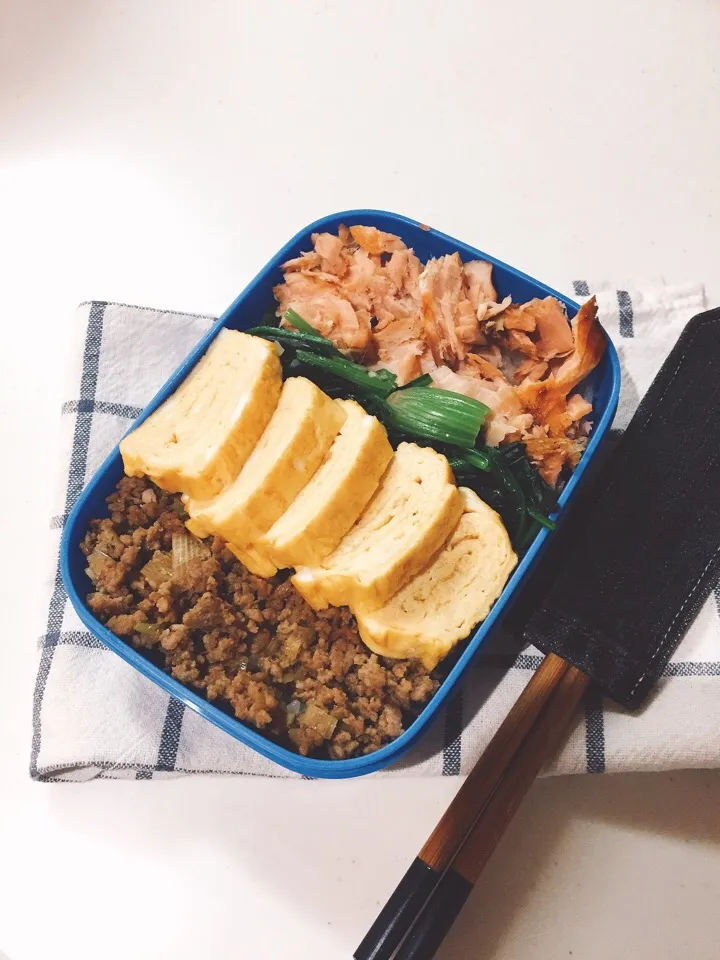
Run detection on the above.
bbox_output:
[629,541,720,696]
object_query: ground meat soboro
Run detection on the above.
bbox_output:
[81,476,440,759]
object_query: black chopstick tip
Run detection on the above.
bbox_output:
[394,867,474,960]
[354,858,441,960]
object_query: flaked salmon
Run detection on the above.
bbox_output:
[273,226,606,484]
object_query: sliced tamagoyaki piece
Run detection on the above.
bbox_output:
[185,377,346,558]
[120,329,282,500]
[355,487,517,669]
[260,399,393,570]
[292,442,463,612]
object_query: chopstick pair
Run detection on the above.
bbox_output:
[355,653,589,960]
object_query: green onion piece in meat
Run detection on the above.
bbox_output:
[85,548,113,584]
[382,387,489,449]
[294,349,398,398]
[284,308,322,337]
[285,699,303,726]
[171,531,210,571]
[300,702,338,739]
[141,550,173,588]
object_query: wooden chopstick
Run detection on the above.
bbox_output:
[354,652,571,960]
[393,663,590,960]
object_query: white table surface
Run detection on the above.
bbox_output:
[2,2,720,958]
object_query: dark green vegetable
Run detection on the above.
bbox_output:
[451,443,559,552]
[485,446,528,546]
[500,442,558,512]
[383,387,488,449]
[294,349,398,398]
[501,442,559,548]
[399,372,433,389]
[284,307,321,337]
[448,447,491,474]
[527,507,557,531]
[244,325,342,358]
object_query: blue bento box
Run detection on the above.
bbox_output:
[61,210,621,779]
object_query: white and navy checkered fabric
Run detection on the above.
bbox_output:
[33,282,720,782]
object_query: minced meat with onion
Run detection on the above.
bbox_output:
[81,476,439,759]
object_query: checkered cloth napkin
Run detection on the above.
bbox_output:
[33,282,718,782]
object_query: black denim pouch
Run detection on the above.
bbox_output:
[519,306,720,708]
